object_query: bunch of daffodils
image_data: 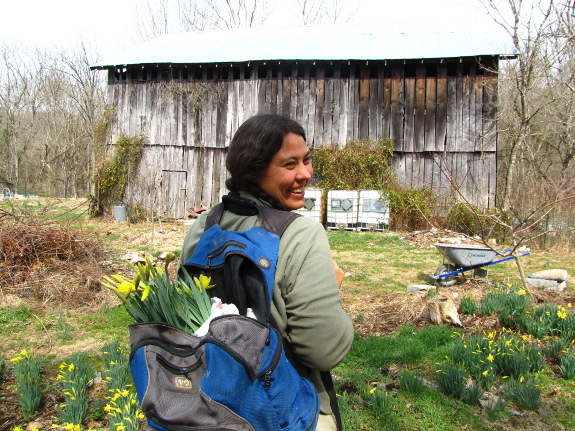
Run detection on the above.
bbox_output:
[102,254,213,335]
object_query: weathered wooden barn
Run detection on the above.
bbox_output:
[91,25,517,219]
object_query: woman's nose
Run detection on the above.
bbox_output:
[296,162,313,180]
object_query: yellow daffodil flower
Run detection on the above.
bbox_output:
[140,282,151,301]
[118,281,136,295]
[194,274,215,290]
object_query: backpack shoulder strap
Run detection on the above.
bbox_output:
[206,194,300,236]
[258,206,300,236]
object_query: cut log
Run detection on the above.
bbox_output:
[423,298,462,326]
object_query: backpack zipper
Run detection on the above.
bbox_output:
[257,327,283,390]
[155,353,202,380]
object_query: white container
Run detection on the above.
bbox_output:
[358,190,390,231]
[326,190,359,230]
[294,188,323,222]
[113,205,127,222]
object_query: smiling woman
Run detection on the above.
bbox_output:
[180,113,354,431]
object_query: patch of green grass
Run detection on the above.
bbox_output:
[328,231,404,247]
[76,306,133,330]
[0,305,33,335]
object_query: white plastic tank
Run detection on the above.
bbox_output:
[294,188,323,222]
[358,190,389,231]
[326,190,359,231]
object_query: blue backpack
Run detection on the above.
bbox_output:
[129,195,320,431]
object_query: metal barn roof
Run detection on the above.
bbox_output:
[91,24,518,69]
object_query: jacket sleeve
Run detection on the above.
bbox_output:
[274,216,354,371]
[179,214,207,264]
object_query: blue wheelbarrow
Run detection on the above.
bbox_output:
[430,243,531,287]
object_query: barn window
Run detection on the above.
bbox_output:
[325,63,334,78]
[258,65,267,79]
[309,64,316,78]
[340,63,350,79]
[194,67,203,79]
[404,63,416,78]
[297,63,305,78]
[369,63,379,79]
[447,62,458,76]
[426,63,437,77]
[353,62,361,78]
[220,67,228,79]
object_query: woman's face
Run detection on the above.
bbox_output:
[256,132,313,210]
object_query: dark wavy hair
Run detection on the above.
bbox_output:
[225,114,307,196]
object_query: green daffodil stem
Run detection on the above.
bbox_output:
[100,281,128,304]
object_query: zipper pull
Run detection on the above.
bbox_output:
[183,369,193,381]
[263,370,272,389]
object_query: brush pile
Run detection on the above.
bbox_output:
[0,210,105,305]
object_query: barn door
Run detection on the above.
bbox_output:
[161,170,188,219]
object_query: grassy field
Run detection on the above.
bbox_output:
[1,197,575,430]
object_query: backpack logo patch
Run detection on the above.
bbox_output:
[175,376,193,390]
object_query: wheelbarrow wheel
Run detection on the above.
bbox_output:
[434,263,457,287]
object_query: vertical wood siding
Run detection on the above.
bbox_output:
[107,58,499,218]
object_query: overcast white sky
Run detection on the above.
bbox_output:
[0,0,499,58]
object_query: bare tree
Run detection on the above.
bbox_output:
[323,0,357,24]
[288,0,357,25]
[135,0,274,40]
[483,0,575,212]
[136,0,180,41]
[293,0,325,25]
[428,0,575,287]
[0,44,45,190]
[0,41,105,197]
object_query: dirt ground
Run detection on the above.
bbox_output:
[1,205,574,430]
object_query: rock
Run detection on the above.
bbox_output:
[121,251,147,265]
[548,281,567,292]
[26,422,43,431]
[406,285,436,294]
[439,237,463,244]
[419,377,439,390]
[423,298,462,326]
[479,392,503,410]
[527,278,567,291]
[528,269,568,282]
[159,251,176,261]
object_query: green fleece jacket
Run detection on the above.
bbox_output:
[180,193,354,414]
